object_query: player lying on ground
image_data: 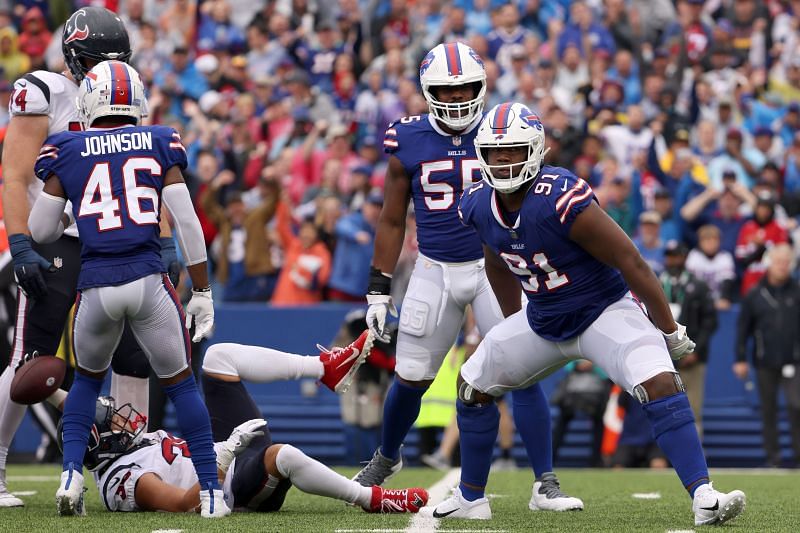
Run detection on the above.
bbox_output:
[47,330,428,514]
[30,61,225,517]
[427,102,746,526]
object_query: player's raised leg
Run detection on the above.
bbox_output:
[202,330,372,394]
[581,296,746,526]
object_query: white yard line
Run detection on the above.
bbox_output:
[11,490,37,496]
[631,492,661,499]
[405,467,461,533]
[6,475,60,482]
[151,530,184,533]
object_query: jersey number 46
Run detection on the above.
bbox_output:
[80,157,161,231]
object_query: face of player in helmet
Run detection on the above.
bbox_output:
[486,145,528,182]
[430,83,479,121]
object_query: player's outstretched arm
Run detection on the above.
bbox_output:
[1,115,49,236]
[568,201,677,334]
[483,244,523,318]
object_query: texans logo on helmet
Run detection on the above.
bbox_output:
[419,51,435,76]
[64,9,90,44]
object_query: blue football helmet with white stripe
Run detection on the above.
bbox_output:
[420,42,486,130]
[475,102,547,193]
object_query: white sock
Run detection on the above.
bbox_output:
[46,389,68,410]
[203,344,324,383]
[110,373,149,430]
[0,366,27,472]
[275,444,372,508]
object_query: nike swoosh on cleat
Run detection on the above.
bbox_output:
[432,507,460,518]
[336,349,359,369]
[700,500,719,512]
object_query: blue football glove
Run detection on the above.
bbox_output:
[160,236,182,288]
[8,234,55,300]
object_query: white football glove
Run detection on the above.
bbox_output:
[186,289,214,342]
[215,418,267,473]
[366,294,398,343]
[662,322,696,360]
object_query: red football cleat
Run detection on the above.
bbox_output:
[318,330,373,393]
[365,486,429,513]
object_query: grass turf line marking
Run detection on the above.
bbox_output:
[151,530,184,533]
[632,492,662,499]
[336,530,507,533]
[11,490,37,496]
[406,467,461,533]
[666,530,695,533]
[6,475,60,482]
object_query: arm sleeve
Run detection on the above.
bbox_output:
[162,183,208,266]
[383,122,400,155]
[553,174,595,234]
[9,74,51,116]
[28,191,67,244]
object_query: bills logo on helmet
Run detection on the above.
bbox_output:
[520,107,543,131]
[64,9,90,44]
[419,50,435,76]
[468,47,484,68]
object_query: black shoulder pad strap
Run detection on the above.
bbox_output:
[23,73,50,105]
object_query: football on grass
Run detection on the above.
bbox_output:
[10,356,66,404]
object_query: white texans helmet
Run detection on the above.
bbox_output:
[420,42,486,130]
[77,60,148,126]
[475,102,547,193]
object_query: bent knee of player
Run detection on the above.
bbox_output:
[202,343,242,381]
[159,366,193,385]
[264,443,284,478]
[637,371,682,402]
[457,371,494,405]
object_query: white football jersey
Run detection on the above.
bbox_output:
[9,70,83,236]
[94,430,235,512]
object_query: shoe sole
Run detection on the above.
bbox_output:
[56,494,79,516]
[529,501,585,512]
[696,494,746,526]
[335,332,374,394]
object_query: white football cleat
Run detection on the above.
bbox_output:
[0,469,24,508]
[199,484,231,518]
[56,464,87,516]
[692,482,745,526]
[426,487,491,520]
[529,472,584,511]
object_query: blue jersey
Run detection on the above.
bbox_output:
[459,166,629,341]
[384,114,483,262]
[34,125,187,290]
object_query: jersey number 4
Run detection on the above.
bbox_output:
[500,252,569,293]
[420,159,481,211]
[80,157,161,231]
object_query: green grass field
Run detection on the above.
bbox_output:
[1,464,798,532]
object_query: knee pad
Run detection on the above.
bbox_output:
[632,372,685,404]
[641,392,695,440]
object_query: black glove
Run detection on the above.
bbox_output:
[8,234,55,299]
[160,236,182,288]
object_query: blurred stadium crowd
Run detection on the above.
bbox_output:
[0,0,799,308]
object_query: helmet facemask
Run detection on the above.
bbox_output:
[477,137,546,194]
[423,80,486,130]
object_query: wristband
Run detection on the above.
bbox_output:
[367,266,392,296]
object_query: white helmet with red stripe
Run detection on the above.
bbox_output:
[475,102,547,193]
[77,60,148,126]
[420,42,486,130]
